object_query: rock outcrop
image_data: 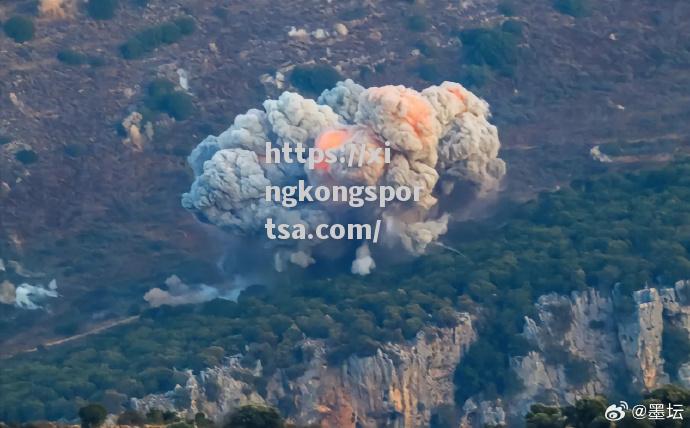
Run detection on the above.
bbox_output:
[472,281,690,425]
[132,282,690,427]
[133,313,475,427]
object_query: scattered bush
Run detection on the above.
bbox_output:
[406,14,430,32]
[78,404,107,428]
[224,405,285,428]
[145,79,194,120]
[289,64,343,96]
[501,19,524,36]
[57,50,106,67]
[460,27,519,76]
[87,0,118,20]
[497,1,517,16]
[553,0,588,17]
[174,17,196,35]
[4,16,35,43]
[121,17,195,59]
[57,49,88,65]
[662,325,690,379]
[0,134,12,146]
[415,40,441,58]
[15,149,38,165]
[416,61,442,82]
[564,356,594,387]
[459,64,491,88]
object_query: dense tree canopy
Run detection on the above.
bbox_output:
[3,159,690,422]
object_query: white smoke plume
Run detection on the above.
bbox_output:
[351,243,376,276]
[182,80,506,273]
[0,279,59,310]
[144,275,230,307]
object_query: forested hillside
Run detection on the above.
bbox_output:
[3,159,690,421]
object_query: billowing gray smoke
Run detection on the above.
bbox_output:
[182,80,506,274]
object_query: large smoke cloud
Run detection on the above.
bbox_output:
[182,80,506,274]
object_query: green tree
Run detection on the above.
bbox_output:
[525,404,566,428]
[78,404,107,428]
[289,65,343,96]
[4,16,35,43]
[87,0,118,20]
[553,0,588,17]
[224,405,285,428]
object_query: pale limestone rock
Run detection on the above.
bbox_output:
[133,314,475,427]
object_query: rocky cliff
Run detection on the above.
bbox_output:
[132,282,690,427]
[133,313,475,427]
[462,281,690,427]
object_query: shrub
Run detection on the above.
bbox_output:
[15,149,38,165]
[460,64,491,88]
[564,356,594,386]
[501,19,524,36]
[289,64,343,96]
[121,17,195,59]
[460,28,519,76]
[406,14,429,32]
[416,61,442,82]
[78,404,107,428]
[57,49,88,65]
[145,79,194,120]
[662,325,690,379]
[224,405,285,428]
[553,0,588,17]
[174,17,196,35]
[4,16,35,43]
[87,0,118,20]
[497,1,517,16]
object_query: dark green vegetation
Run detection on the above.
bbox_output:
[14,149,38,165]
[4,159,690,421]
[144,79,195,121]
[497,1,517,16]
[406,14,430,32]
[3,16,35,43]
[459,26,521,77]
[553,0,589,18]
[224,405,284,428]
[87,0,119,20]
[78,404,107,428]
[289,64,343,97]
[662,325,690,380]
[121,17,196,59]
[524,385,690,427]
[455,159,690,402]
[107,405,306,428]
[57,49,106,67]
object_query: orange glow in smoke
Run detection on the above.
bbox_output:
[446,86,467,103]
[369,87,435,143]
[314,128,352,171]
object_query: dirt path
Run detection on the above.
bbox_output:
[1,315,140,359]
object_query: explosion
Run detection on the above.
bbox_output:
[182,80,506,274]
